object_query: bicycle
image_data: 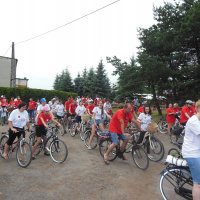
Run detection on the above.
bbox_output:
[157,117,168,134]
[159,161,192,199]
[0,129,32,168]
[99,133,149,170]
[29,124,68,163]
[127,122,165,162]
[55,113,68,136]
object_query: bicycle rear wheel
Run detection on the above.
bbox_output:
[50,139,68,163]
[16,141,32,168]
[132,145,149,170]
[83,130,98,149]
[160,168,192,200]
[0,135,9,158]
[99,139,117,161]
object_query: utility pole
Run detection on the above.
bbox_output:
[10,42,16,87]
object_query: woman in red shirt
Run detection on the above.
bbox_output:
[166,103,175,134]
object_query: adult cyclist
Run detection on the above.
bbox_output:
[103,103,139,164]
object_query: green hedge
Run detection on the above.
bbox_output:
[0,87,77,103]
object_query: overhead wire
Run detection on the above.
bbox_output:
[15,0,121,46]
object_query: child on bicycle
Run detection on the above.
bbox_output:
[31,105,61,160]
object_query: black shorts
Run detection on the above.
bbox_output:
[35,125,47,137]
[75,116,82,123]
[7,127,25,146]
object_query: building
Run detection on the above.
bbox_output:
[0,42,29,88]
[0,56,17,87]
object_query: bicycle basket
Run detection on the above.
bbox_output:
[147,122,158,134]
[81,114,90,122]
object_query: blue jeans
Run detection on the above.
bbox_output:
[110,132,128,145]
[185,157,200,184]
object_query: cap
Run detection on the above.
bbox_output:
[40,98,46,103]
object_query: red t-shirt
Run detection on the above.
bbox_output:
[64,101,70,111]
[180,106,195,123]
[28,100,37,110]
[69,103,77,114]
[86,104,95,115]
[109,109,133,134]
[166,107,175,123]
[37,112,52,126]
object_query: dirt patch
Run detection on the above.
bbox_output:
[0,126,173,200]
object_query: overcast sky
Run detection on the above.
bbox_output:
[0,0,173,90]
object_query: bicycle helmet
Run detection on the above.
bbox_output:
[40,98,46,103]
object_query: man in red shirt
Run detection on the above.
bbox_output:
[103,103,139,164]
[14,96,22,108]
[86,100,95,117]
[180,100,195,126]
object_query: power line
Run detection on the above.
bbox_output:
[15,0,121,45]
[2,45,11,57]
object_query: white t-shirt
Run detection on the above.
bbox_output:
[8,109,29,128]
[55,104,65,117]
[75,105,86,116]
[37,104,50,112]
[182,115,200,158]
[92,106,103,120]
[137,113,152,131]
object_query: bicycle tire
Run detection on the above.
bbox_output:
[79,124,86,141]
[132,145,149,170]
[83,130,98,149]
[168,148,182,158]
[146,136,165,162]
[16,141,32,168]
[29,133,43,156]
[0,135,9,158]
[159,168,192,200]
[49,139,68,163]
[70,122,76,137]
[99,139,117,161]
[158,120,168,134]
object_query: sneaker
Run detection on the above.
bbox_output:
[87,146,92,150]
[44,150,50,156]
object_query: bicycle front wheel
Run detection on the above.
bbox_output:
[160,168,192,200]
[16,141,32,168]
[0,135,9,158]
[146,136,165,162]
[132,145,149,170]
[158,120,168,134]
[50,139,68,163]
